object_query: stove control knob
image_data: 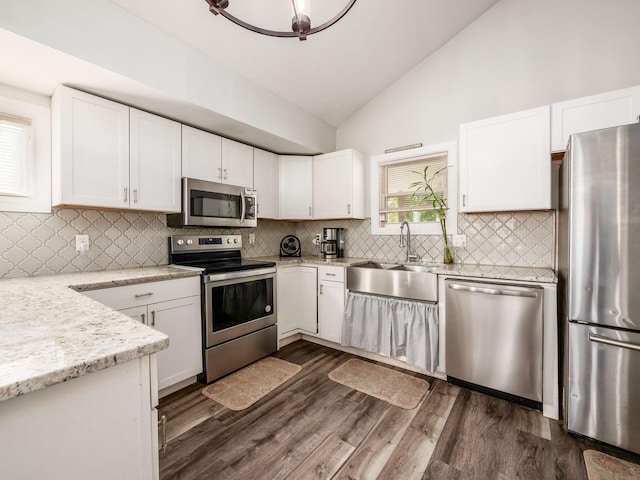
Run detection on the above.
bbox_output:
[177,239,184,246]
[233,238,239,244]
[186,239,193,245]
[227,239,232,244]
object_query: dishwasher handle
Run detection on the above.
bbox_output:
[447,282,539,298]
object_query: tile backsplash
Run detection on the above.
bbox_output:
[0,208,554,279]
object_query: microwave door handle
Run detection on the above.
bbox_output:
[240,190,246,224]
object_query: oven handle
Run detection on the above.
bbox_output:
[204,267,276,283]
[240,190,246,224]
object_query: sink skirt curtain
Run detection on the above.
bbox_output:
[342,292,439,372]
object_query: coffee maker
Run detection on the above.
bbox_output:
[321,227,345,259]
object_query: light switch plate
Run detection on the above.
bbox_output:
[452,234,467,248]
[248,233,255,244]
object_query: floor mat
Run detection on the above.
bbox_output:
[202,356,301,411]
[328,358,429,409]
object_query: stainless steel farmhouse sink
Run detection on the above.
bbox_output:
[346,262,438,302]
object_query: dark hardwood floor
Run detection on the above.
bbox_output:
[158,340,638,479]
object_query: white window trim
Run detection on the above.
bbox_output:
[370,141,458,236]
[0,94,51,213]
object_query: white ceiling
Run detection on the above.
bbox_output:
[107,0,500,127]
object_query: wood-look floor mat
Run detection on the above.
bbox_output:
[328,358,429,409]
[584,450,640,480]
[202,357,302,411]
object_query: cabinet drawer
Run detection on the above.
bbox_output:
[83,277,200,310]
[317,266,344,283]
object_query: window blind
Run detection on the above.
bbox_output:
[0,113,32,198]
[379,152,448,223]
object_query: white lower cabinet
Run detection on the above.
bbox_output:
[83,277,202,391]
[0,356,159,480]
[318,279,345,344]
[277,265,345,343]
[277,265,317,338]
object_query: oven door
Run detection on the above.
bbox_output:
[204,268,276,347]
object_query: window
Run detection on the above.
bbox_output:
[0,113,32,198]
[379,152,448,225]
[370,142,457,236]
[0,92,51,213]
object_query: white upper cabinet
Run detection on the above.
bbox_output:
[279,155,313,220]
[181,125,222,183]
[52,87,181,212]
[551,85,640,152]
[221,138,254,188]
[130,109,181,213]
[182,129,253,187]
[459,105,551,212]
[313,149,365,220]
[52,86,130,209]
[253,148,279,219]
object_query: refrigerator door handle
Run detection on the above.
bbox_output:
[589,333,640,352]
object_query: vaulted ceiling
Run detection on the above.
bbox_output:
[107,0,499,127]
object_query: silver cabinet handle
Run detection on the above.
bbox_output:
[589,333,640,352]
[319,284,324,295]
[223,168,228,180]
[218,167,222,179]
[326,273,336,277]
[133,188,138,203]
[151,310,156,327]
[141,313,146,324]
[462,194,467,207]
[347,204,351,214]
[308,206,312,217]
[158,414,167,454]
[447,283,539,298]
[123,187,128,202]
[134,292,154,298]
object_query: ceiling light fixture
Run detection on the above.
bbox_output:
[205,0,357,41]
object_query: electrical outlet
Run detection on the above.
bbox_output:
[75,234,90,252]
[249,233,255,244]
[452,234,467,248]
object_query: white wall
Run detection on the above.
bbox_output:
[0,0,335,154]
[336,0,640,155]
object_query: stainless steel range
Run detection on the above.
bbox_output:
[169,234,277,383]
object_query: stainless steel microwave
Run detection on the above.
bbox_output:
[167,178,257,228]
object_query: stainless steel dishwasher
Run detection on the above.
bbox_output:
[445,279,543,407]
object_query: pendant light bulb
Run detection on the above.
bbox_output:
[291,0,311,40]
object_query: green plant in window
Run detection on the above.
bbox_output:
[410,166,454,264]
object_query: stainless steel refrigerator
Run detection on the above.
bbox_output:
[558,122,640,455]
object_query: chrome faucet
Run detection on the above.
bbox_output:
[400,221,418,262]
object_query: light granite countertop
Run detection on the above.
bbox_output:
[0,266,202,402]
[251,256,557,283]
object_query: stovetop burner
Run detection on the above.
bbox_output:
[169,235,275,274]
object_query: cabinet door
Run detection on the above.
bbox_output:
[551,86,640,152]
[279,155,313,219]
[459,105,551,212]
[313,150,353,219]
[221,138,254,187]
[253,148,279,219]
[119,305,148,324]
[318,280,345,344]
[130,109,181,213]
[181,125,222,182]
[148,295,202,390]
[277,266,318,337]
[52,86,129,209]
